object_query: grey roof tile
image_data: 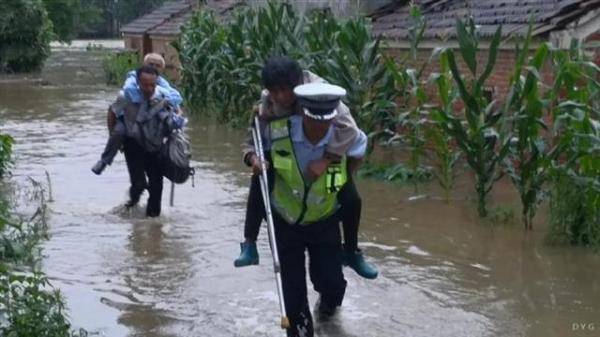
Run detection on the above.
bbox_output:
[371,0,600,40]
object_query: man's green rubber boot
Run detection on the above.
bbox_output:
[343,248,378,279]
[234,241,259,267]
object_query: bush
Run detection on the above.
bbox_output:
[102,50,141,86]
[0,0,54,73]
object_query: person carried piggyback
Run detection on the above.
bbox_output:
[91,53,186,175]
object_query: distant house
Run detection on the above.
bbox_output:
[120,0,241,80]
[371,0,600,98]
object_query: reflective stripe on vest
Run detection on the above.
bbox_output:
[270,118,347,225]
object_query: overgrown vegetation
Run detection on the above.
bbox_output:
[0,0,54,73]
[179,2,600,246]
[102,50,141,86]
[0,139,85,336]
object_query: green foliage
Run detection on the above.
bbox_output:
[0,134,13,179]
[102,51,141,86]
[502,24,559,229]
[180,2,305,126]
[0,178,85,336]
[432,19,510,217]
[0,273,72,337]
[42,0,101,43]
[0,0,53,73]
[427,126,460,203]
[77,0,166,38]
[179,1,392,129]
[546,41,600,246]
[316,18,395,141]
[428,46,461,203]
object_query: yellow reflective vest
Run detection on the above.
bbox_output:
[269,118,347,225]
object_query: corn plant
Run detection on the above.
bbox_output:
[502,23,560,229]
[429,54,460,203]
[179,1,394,134]
[179,1,304,125]
[304,9,341,79]
[318,17,395,140]
[546,41,600,246]
[432,19,510,217]
[178,10,226,113]
[384,5,429,165]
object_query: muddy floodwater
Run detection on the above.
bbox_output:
[0,41,599,337]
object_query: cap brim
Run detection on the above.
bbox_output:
[303,108,337,121]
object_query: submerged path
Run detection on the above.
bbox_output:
[0,41,598,337]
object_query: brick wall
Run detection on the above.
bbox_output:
[149,36,181,81]
[383,47,556,102]
[124,35,143,54]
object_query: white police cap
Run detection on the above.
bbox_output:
[294,83,347,121]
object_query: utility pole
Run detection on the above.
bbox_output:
[112,0,119,38]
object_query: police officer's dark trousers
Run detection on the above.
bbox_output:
[273,211,347,337]
[123,138,164,217]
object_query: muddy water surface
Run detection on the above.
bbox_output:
[0,41,599,337]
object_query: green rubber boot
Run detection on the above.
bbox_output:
[343,248,378,279]
[234,241,259,267]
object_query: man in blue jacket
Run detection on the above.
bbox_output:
[92,53,184,175]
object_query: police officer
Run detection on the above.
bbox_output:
[235,56,378,280]
[263,82,368,337]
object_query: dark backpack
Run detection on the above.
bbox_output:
[161,130,194,184]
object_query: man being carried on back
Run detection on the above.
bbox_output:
[235,55,378,279]
[91,53,185,175]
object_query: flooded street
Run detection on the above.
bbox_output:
[0,41,599,337]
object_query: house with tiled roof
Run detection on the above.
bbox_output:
[120,0,241,79]
[371,0,600,97]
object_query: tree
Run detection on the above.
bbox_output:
[0,0,53,72]
[42,0,101,43]
[80,0,167,38]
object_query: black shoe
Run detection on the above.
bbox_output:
[124,200,137,209]
[91,160,107,175]
[316,296,337,320]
